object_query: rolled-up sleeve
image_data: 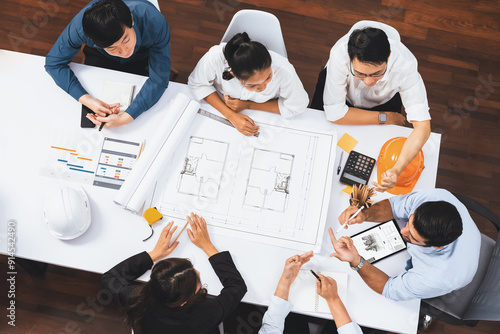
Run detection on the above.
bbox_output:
[276,64,308,118]
[397,52,431,123]
[258,296,294,334]
[338,322,364,334]
[188,46,220,101]
[323,47,350,122]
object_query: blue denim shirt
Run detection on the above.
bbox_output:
[383,189,481,301]
[45,0,171,119]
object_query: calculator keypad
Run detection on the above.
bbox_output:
[340,151,376,186]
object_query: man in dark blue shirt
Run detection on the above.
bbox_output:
[45,0,171,128]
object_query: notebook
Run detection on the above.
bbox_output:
[101,80,135,114]
[288,270,348,314]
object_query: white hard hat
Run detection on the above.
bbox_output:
[43,185,91,240]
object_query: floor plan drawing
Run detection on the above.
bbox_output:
[154,111,336,251]
[177,136,229,203]
[243,149,294,212]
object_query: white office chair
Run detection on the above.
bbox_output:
[221,9,288,58]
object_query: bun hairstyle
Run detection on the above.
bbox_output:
[125,258,207,332]
[223,32,272,81]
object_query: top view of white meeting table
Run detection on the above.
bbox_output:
[0,49,441,333]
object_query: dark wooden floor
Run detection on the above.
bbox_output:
[1,0,499,333]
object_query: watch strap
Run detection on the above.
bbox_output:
[351,256,366,271]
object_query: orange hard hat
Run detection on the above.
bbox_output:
[377,137,424,195]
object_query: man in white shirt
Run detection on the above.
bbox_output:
[311,21,431,192]
[259,251,363,334]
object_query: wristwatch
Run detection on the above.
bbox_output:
[378,112,387,124]
[350,256,366,271]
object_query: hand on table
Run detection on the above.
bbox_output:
[227,112,259,136]
[86,112,133,129]
[372,168,399,192]
[187,213,219,257]
[224,95,250,112]
[148,221,179,262]
[79,94,120,117]
[328,227,361,267]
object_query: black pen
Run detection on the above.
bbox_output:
[98,122,105,131]
[337,151,344,175]
[310,269,321,282]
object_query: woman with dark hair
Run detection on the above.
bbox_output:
[188,32,308,136]
[102,213,247,334]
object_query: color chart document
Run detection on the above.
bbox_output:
[40,130,142,189]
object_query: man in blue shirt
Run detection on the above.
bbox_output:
[330,188,481,301]
[45,0,171,128]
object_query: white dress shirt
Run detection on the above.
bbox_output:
[188,44,309,118]
[384,189,481,301]
[258,295,363,334]
[323,21,431,123]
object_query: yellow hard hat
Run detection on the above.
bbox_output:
[377,137,424,195]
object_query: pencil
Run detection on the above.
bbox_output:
[170,220,189,246]
[310,269,321,282]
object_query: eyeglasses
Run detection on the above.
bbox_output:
[350,62,387,79]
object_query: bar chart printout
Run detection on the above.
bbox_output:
[40,130,142,189]
[93,138,141,189]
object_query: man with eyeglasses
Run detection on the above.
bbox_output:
[311,21,431,193]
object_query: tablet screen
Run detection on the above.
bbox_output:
[351,220,407,264]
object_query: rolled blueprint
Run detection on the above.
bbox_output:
[114,94,200,212]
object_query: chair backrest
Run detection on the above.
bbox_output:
[221,10,288,58]
[463,233,500,320]
[423,194,500,321]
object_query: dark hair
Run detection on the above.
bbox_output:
[412,201,463,247]
[125,258,207,332]
[347,28,390,66]
[223,32,272,81]
[82,0,133,48]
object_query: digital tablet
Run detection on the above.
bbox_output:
[351,220,407,264]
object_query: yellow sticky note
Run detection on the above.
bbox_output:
[342,186,353,195]
[337,133,358,153]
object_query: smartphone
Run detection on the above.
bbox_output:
[81,105,96,128]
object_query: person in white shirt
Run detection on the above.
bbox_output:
[259,251,363,334]
[311,21,431,193]
[188,32,309,136]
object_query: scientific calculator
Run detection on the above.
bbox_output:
[340,150,376,187]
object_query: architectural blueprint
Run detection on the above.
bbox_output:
[154,111,336,251]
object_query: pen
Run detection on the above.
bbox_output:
[98,122,105,131]
[337,151,344,175]
[336,205,365,233]
[310,269,321,282]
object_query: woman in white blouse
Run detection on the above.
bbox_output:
[188,32,309,136]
